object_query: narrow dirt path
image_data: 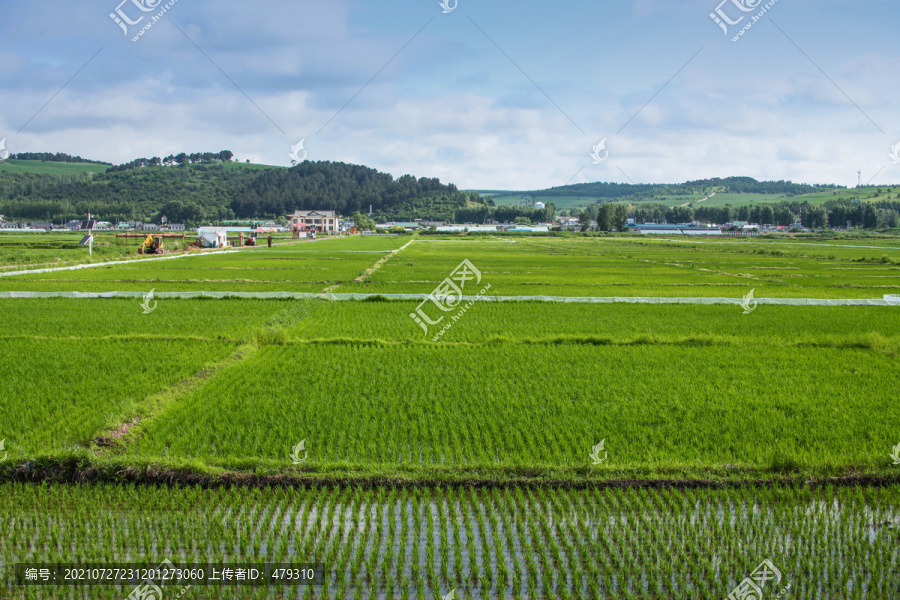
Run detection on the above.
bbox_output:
[90,343,259,453]
[321,237,417,293]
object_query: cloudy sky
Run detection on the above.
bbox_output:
[0,0,898,189]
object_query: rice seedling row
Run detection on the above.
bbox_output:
[123,342,900,473]
[0,298,306,338]
[285,300,900,344]
[3,484,896,599]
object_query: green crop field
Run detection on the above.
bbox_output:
[0,231,145,269]
[351,237,900,298]
[1,232,899,598]
[0,159,111,175]
[0,235,412,292]
[485,195,598,210]
[124,342,899,475]
[0,338,235,456]
[640,192,781,208]
[0,158,284,175]
[484,192,788,210]
[6,235,900,297]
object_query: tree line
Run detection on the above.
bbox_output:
[497,176,843,204]
[108,151,235,172]
[575,204,629,231]
[454,204,555,224]
[8,152,111,165]
[627,198,900,229]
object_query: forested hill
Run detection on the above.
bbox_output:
[0,158,485,224]
[0,153,852,226]
[490,176,843,202]
[230,161,477,220]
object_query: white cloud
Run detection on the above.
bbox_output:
[0,0,897,191]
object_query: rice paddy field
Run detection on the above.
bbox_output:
[3,234,900,297]
[2,484,898,600]
[0,235,408,293]
[1,233,899,599]
[355,237,900,298]
[0,232,141,270]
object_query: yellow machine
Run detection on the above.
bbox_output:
[139,235,163,255]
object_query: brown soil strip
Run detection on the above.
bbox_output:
[92,421,138,448]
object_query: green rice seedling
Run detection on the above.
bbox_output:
[116,339,900,479]
[410,490,423,598]
[2,483,898,598]
[461,489,478,587]
[449,492,464,593]
[483,493,509,593]
[467,488,492,598]
[424,492,437,591]
[569,491,602,599]
[394,491,412,598]
[381,488,399,598]
[509,489,538,600]
[0,338,235,455]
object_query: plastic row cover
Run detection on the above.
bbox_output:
[0,291,897,306]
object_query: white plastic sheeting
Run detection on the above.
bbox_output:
[256,250,394,254]
[0,291,896,306]
[436,226,498,232]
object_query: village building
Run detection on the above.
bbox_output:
[197,227,229,248]
[287,210,340,235]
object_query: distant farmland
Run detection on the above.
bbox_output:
[482,188,896,212]
[0,158,110,175]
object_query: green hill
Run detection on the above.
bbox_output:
[0,157,486,225]
[481,177,900,229]
[480,177,847,211]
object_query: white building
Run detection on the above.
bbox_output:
[197,227,229,248]
[556,217,580,228]
[436,225,498,232]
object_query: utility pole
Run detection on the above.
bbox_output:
[857,171,862,205]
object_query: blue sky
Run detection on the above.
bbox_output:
[0,0,898,189]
